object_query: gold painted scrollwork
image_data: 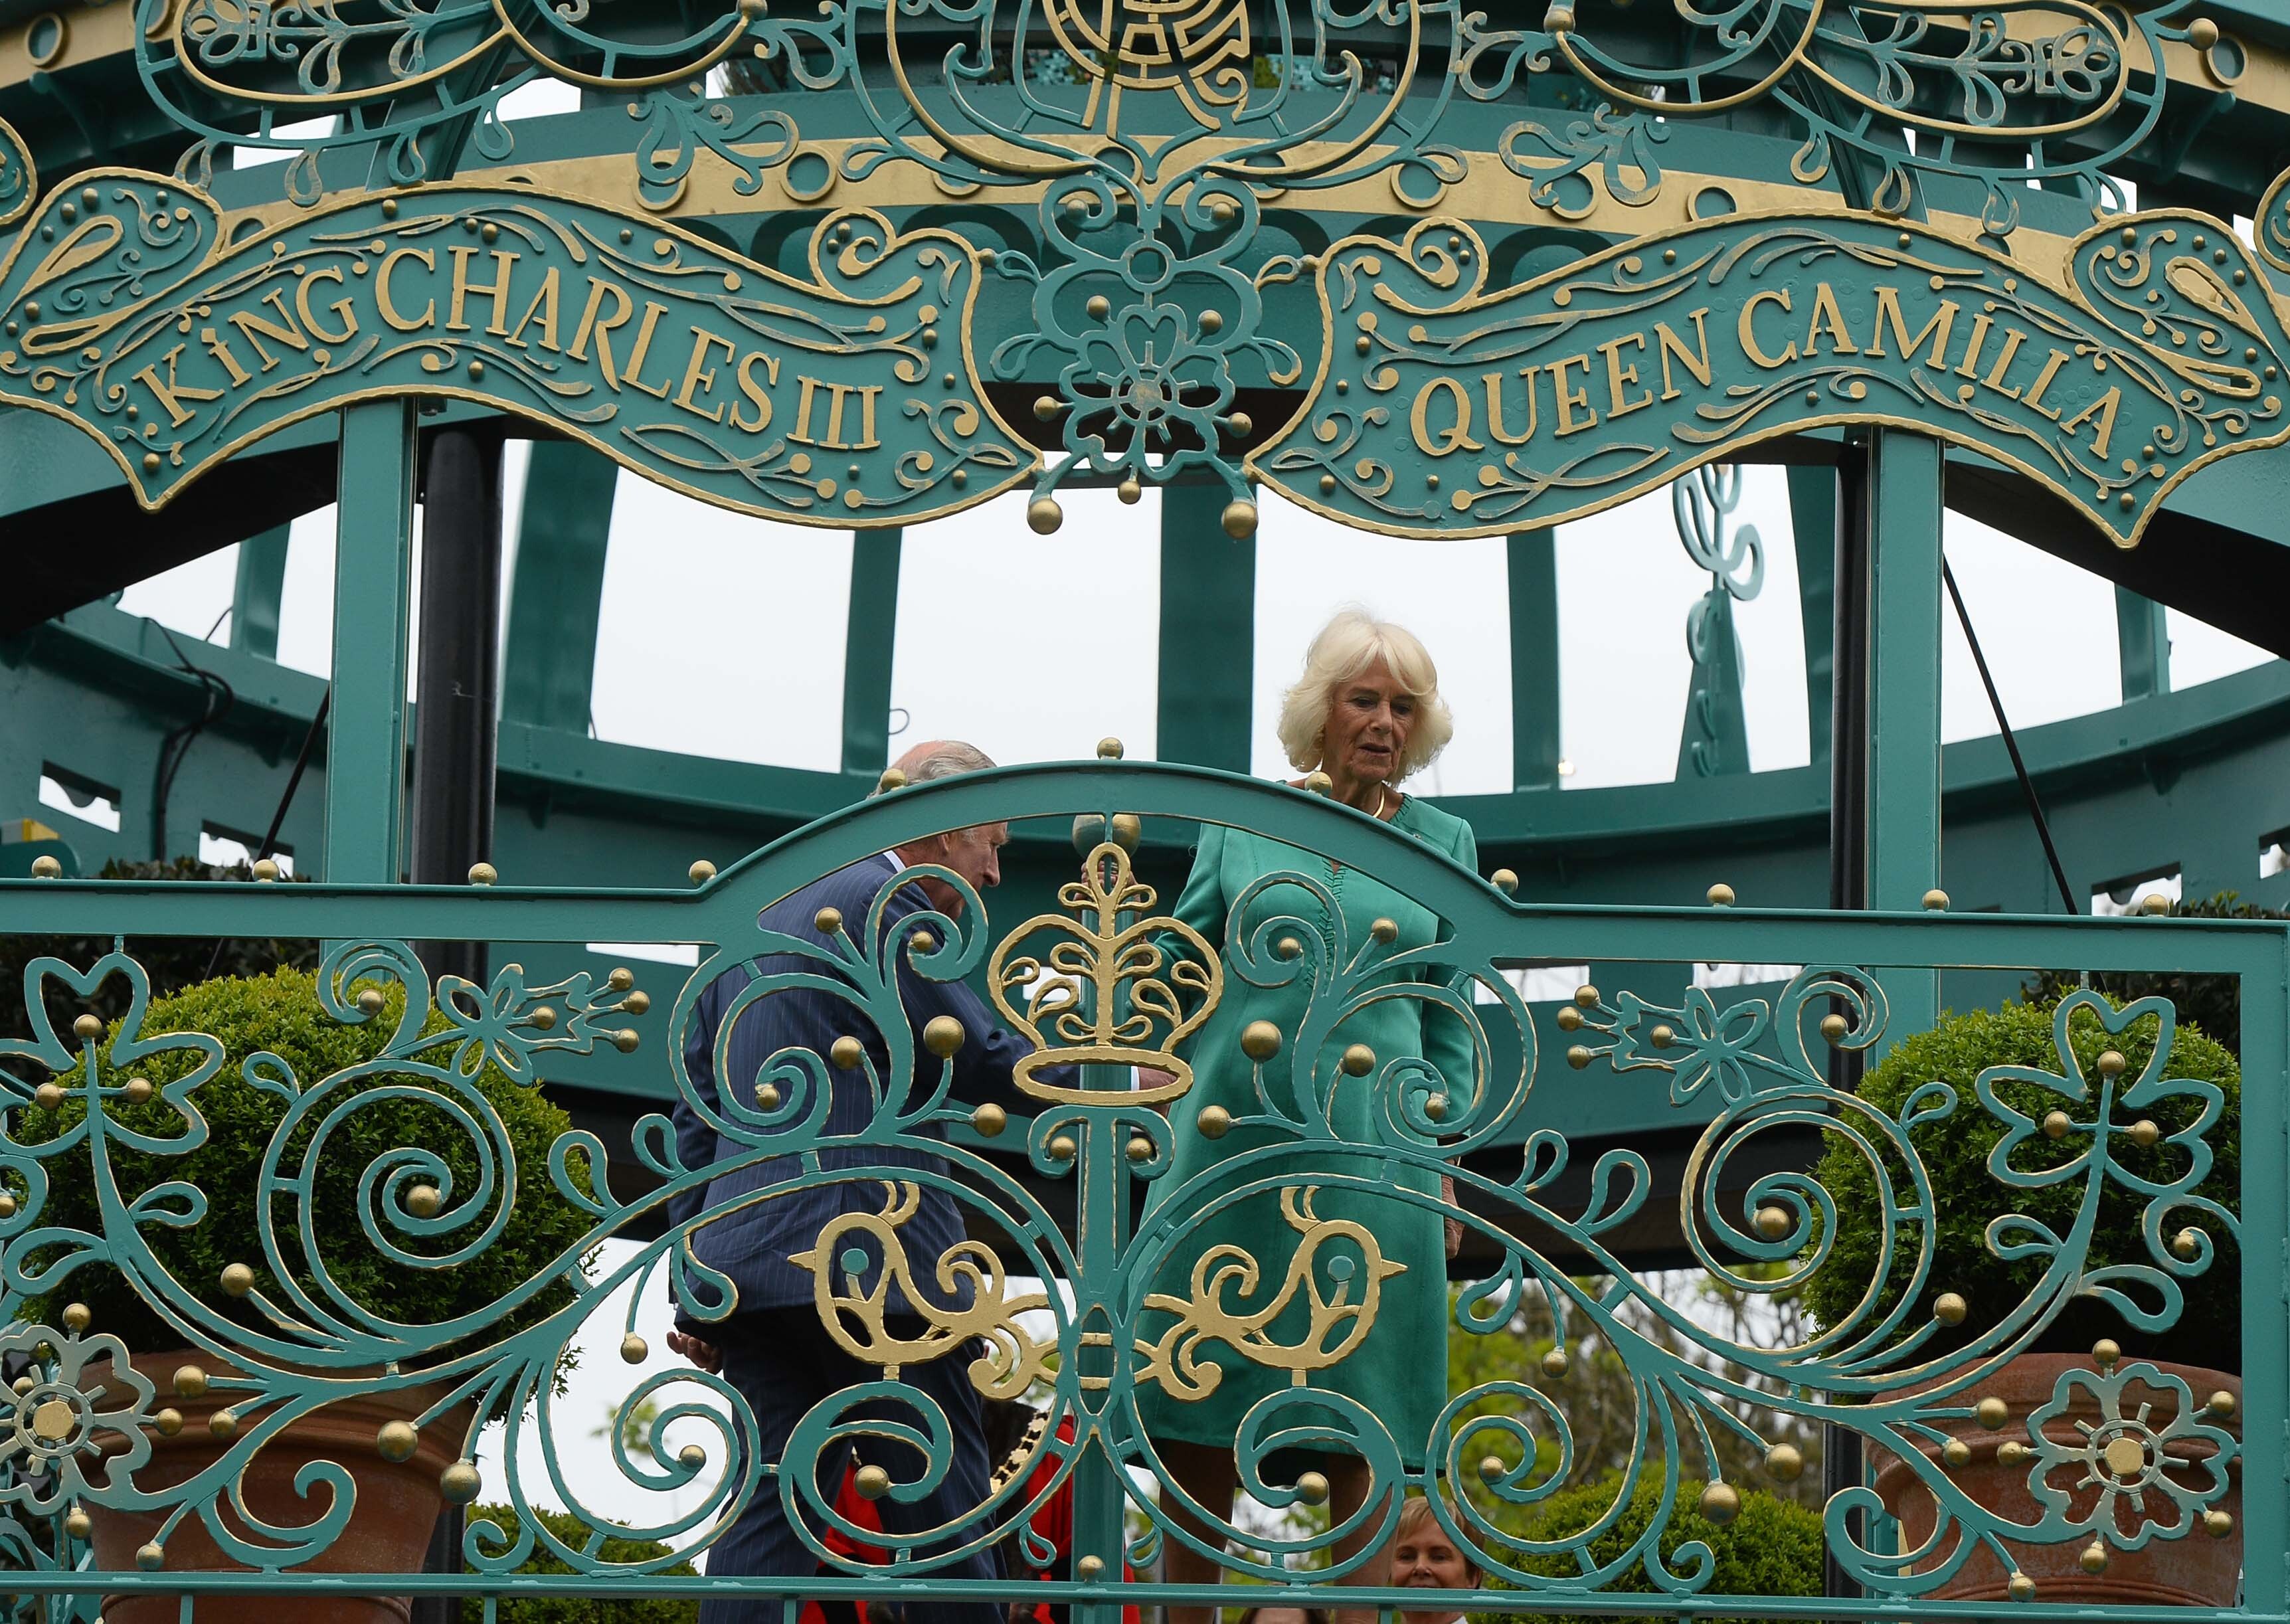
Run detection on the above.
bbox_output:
[988,840,1222,1105]
[1134,1188,1405,1399]
[789,1182,1055,1399]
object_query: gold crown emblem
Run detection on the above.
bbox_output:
[988,841,1222,1104]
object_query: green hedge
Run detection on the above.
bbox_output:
[460,1502,698,1624]
[1472,1475,1822,1624]
[1802,996,2240,1364]
[13,967,594,1368]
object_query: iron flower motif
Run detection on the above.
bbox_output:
[2023,1362,2236,1548]
[1065,305,1228,464]
[0,1324,159,1514]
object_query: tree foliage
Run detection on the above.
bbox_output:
[2024,891,2284,1057]
[460,1502,698,1624]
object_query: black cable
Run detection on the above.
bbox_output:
[150,625,235,863]
[201,687,330,982]
[1941,559,2079,916]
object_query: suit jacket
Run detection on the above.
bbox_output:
[669,854,1049,1329]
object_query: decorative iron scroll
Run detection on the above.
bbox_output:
[0,766,2259,1609]
[0,175,1033,521]
[1248,211,2290,547]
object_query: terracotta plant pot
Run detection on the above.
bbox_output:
[87,1350,473,1624]
[1874,1352,2241,1607]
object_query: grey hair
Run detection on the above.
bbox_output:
[873,741,996,795]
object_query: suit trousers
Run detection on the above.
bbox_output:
[698,1307,1006,1624]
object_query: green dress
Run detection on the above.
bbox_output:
[1132,795,1479,1471]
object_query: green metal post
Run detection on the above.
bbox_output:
[2114,585,2172,701]
[501,443,618,732]
[230,525,290,660]
[1157,486,1255,770]
[1865,430,1943,1035]
[323,401,416,881]
[1507,531,1561,788]
[2236,930,2288,1621]
[843,529,903,774]
[1788,466,1838,765]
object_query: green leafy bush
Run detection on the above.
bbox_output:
[13,967,595,1368]
[1471,1474,1822,1624]
[460,1502,697,1624]
[1801,997,2240,1366]
[2024,891,2285,1057]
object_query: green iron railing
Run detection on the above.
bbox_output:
[0,763,2277,1619]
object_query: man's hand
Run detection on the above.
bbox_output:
[1134,1066,1178,1092]
[667,1328,722,1374]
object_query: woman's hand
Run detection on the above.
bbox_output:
[1441,1173,1463,1259]
[667,1328,723,1374]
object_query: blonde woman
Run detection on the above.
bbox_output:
[1136,609,1478,1624]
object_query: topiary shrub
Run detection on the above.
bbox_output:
[2024,891,2285,1057]
[1802,996,2240,1368]
[459,1502,697,1624]
[1470,1474,1822,1624]
[11,966,595,1371]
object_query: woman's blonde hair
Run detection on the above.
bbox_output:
[1393,1494,1484,1585]
[1276,608,1454,780]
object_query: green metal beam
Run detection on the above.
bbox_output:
[1866,430,1945,1034]
[1508,531,1561,789]
[842,529,903,774]
[1156,486,1254,770]
[228,524,290,661]
[1788,466,1838,765]
[501,442,618,733]
[323,401,416,881]
[2115,585,2172,701]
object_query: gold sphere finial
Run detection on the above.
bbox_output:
[1540,1346,1568,1378]
[1573,984,1600,1009]
[608,966,636,992]
[1649,1024,1676,1049]
[33,1083,63,1111]
[1221,499,1258,540]
[1076,1555,1106,1581]
[1303,771,1333,797]
[252,858,280,883]
[406,1184,444,1219]
[1047,1134,1077,1162]
[755,1082,782,1111]
[1370,917,1399,943]
[613,1028,642,1054]
[1698,1483,1740,1524]
[1294,1470,1330,1506]
[1109,812,1142,850]
[1819,1012,1850,1044]
[61,1302,91,1333]
[1118,476,1142,505]
[1126,1135,1154,1162]
[1996,1440,2031,1467]
[2008,1571,2036,1603]
[1341,1042,1376,1077]
[172,1364,206,1399]
[1931,1292,1969,1326]
[2207,1388,2236,1418]
[467,861,497,886]
[1764,1443,1803,1481]
[1097,737,1124,760]
[2079,1542,2109,1576]
[815,906,844,936]
[209,1409,238,1441]
[1240,1021,1282,1062]
[2092,1337,2121,1370]
[1027,496,1065,535]
[620,1333,649,1364]
[73,1014,102,1042]
[1565,1044,1593,1071]
[356,986,387,1017]
[1923,888,1949,911]
[972,1103,1008,1138]
[2139,892,2172,915]
[689,859,717,885]
[137,1541,167,1572]
[2204,1508,2234,1538]
[1706,882,1735,907]
[925,1016,966,1058]
[64,1506,90,1541]
[2188,17,2220,50]
[1490,868,1518,895]
[440,1460,483,1504]
[1752,1206,1791,1241]
[1976,1396,2008,1429]
[1941,1439,1972,1469]
[377,1421,420,1463]
[1196,1105,1232,1140]
[679,1443,709,1469]
[831,1035,867,1070]
[154,1406,183,1436]
[29,854,61,879]
[1478,1455,1508,1482]
[877,767,908,793]
[2096,1049,2128,1078]
[2042,1109,2073,1140]
[1543,3,1575,33]
[2172,1227,2204,1261]
[219,1263,255,1299]
[2127,1119,2160,1148]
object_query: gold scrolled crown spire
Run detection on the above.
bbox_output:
[988,841,1222,1105]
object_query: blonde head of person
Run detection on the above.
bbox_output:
[1389,1495,1483,1624]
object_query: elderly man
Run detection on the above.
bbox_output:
[667,739,1047,1624]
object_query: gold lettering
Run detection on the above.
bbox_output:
[504,267,563,352]
[2060,386,2123,458]
[446,248,519,336]
[1654,310,1714,399]
[1551,353,1598,436]
[1953,311,1994,380]
[199,326,252,389]
[1982,327,2029,398]
[131,344,222,429]
[673,328,739,423]
[2022,349,2071,418]
[295,266,357,345]
[1409,376,1484,456]
[567,278,635,383]
[792,375,820,442]
[731,349,780,433]
[377,249,436,333]
[619,302,675,400]
[1599,333,1653,419]
[1482,367,1539,446]
[1803,282,1861,357]
[1867,287,1957,367]
[226,289,309,371]
[1739,289,1797,369]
